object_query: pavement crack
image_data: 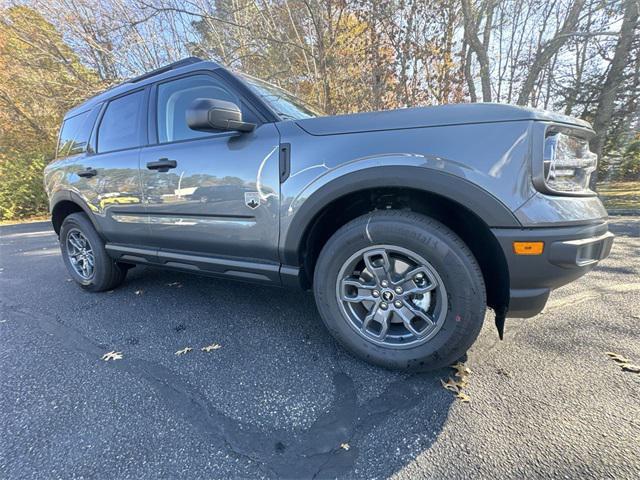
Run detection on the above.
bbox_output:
[5,303,452,479]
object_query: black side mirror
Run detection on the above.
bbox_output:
[186,98,256,133]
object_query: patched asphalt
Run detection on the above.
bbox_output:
[0,217,638,479]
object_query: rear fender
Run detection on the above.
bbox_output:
[50,190,102,236]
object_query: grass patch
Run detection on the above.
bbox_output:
[597,181,640,211]
[0,215,50,226]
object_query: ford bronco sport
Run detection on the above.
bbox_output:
[45,57,614,370]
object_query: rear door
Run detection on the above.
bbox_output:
[139,72,281,264]
[76,88,149,245]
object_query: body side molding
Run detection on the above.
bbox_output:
[105,243,283,285]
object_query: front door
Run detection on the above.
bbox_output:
[139,73,281,263]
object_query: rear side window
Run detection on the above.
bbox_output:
[98,90,145,153]
[57,107,99,158]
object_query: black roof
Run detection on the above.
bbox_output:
[125,57,202,84]
[66,57,221,118]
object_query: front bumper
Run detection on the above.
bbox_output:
[492,222,614,318]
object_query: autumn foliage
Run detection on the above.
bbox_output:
[0,6,104,219]
[0,1,638,220]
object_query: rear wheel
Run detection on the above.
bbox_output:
[60,212,127,292]
[313,210,486,371]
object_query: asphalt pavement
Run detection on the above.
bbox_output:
[1,217,638,479]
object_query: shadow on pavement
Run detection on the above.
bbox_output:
[607,216,639,238]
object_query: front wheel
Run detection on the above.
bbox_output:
[313,210,486,371]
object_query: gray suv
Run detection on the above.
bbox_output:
[45,57,614,370]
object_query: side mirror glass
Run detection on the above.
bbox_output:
[186,98,256,133]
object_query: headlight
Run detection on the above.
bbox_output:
[543,132,597,193]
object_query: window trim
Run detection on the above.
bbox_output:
[148,70,267,147]
[87,102,105,155]
[94,86,150,155]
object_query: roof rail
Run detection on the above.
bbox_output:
[126,57,203,84]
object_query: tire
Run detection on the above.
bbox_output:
[313,210,486,371]
[59,212,127,292]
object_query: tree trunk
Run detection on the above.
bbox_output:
[462,42,478,102]
[590,0,639,160]
[461,0,492,102]
[516,0,585,105]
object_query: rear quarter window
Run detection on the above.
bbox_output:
[57,107,99,158]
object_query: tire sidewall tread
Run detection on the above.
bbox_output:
[313,210,486,371]
[59,213,126,292]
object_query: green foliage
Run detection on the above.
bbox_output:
[0,153,48,220]
[619,138,640,180]
[0,6,104,221]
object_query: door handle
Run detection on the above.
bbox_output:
[77,167,98,178]
[146,158,177,173]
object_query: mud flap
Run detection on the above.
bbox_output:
[494,306,507,340]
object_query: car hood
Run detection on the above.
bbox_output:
[295,103,592,136]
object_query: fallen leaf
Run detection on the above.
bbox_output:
[340,443,350,451]
[175,347,192,356]
[456,391,471,403]
[101,351,123,361]
[606,352,630,364]
[621,364,640,373]
[135,290,143,295]
[452,362,472,376]
[201,343,222,352]
[440,378,460,393]
[455,377,469,388]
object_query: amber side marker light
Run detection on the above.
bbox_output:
[513,241,544,255]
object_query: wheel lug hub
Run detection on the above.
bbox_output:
[381,280,389,288]
[394,300,403,308]
[395,286,403,294]
[382,291,393,301]
[372,290,380,298]
[380,302,388,310]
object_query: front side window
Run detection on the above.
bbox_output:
[157,74,246,143]
[98,90,144,153]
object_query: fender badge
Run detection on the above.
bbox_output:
[244,192,261,209]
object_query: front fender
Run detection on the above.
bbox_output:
[280,163,520,265]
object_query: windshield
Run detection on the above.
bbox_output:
[238,73,322,120]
